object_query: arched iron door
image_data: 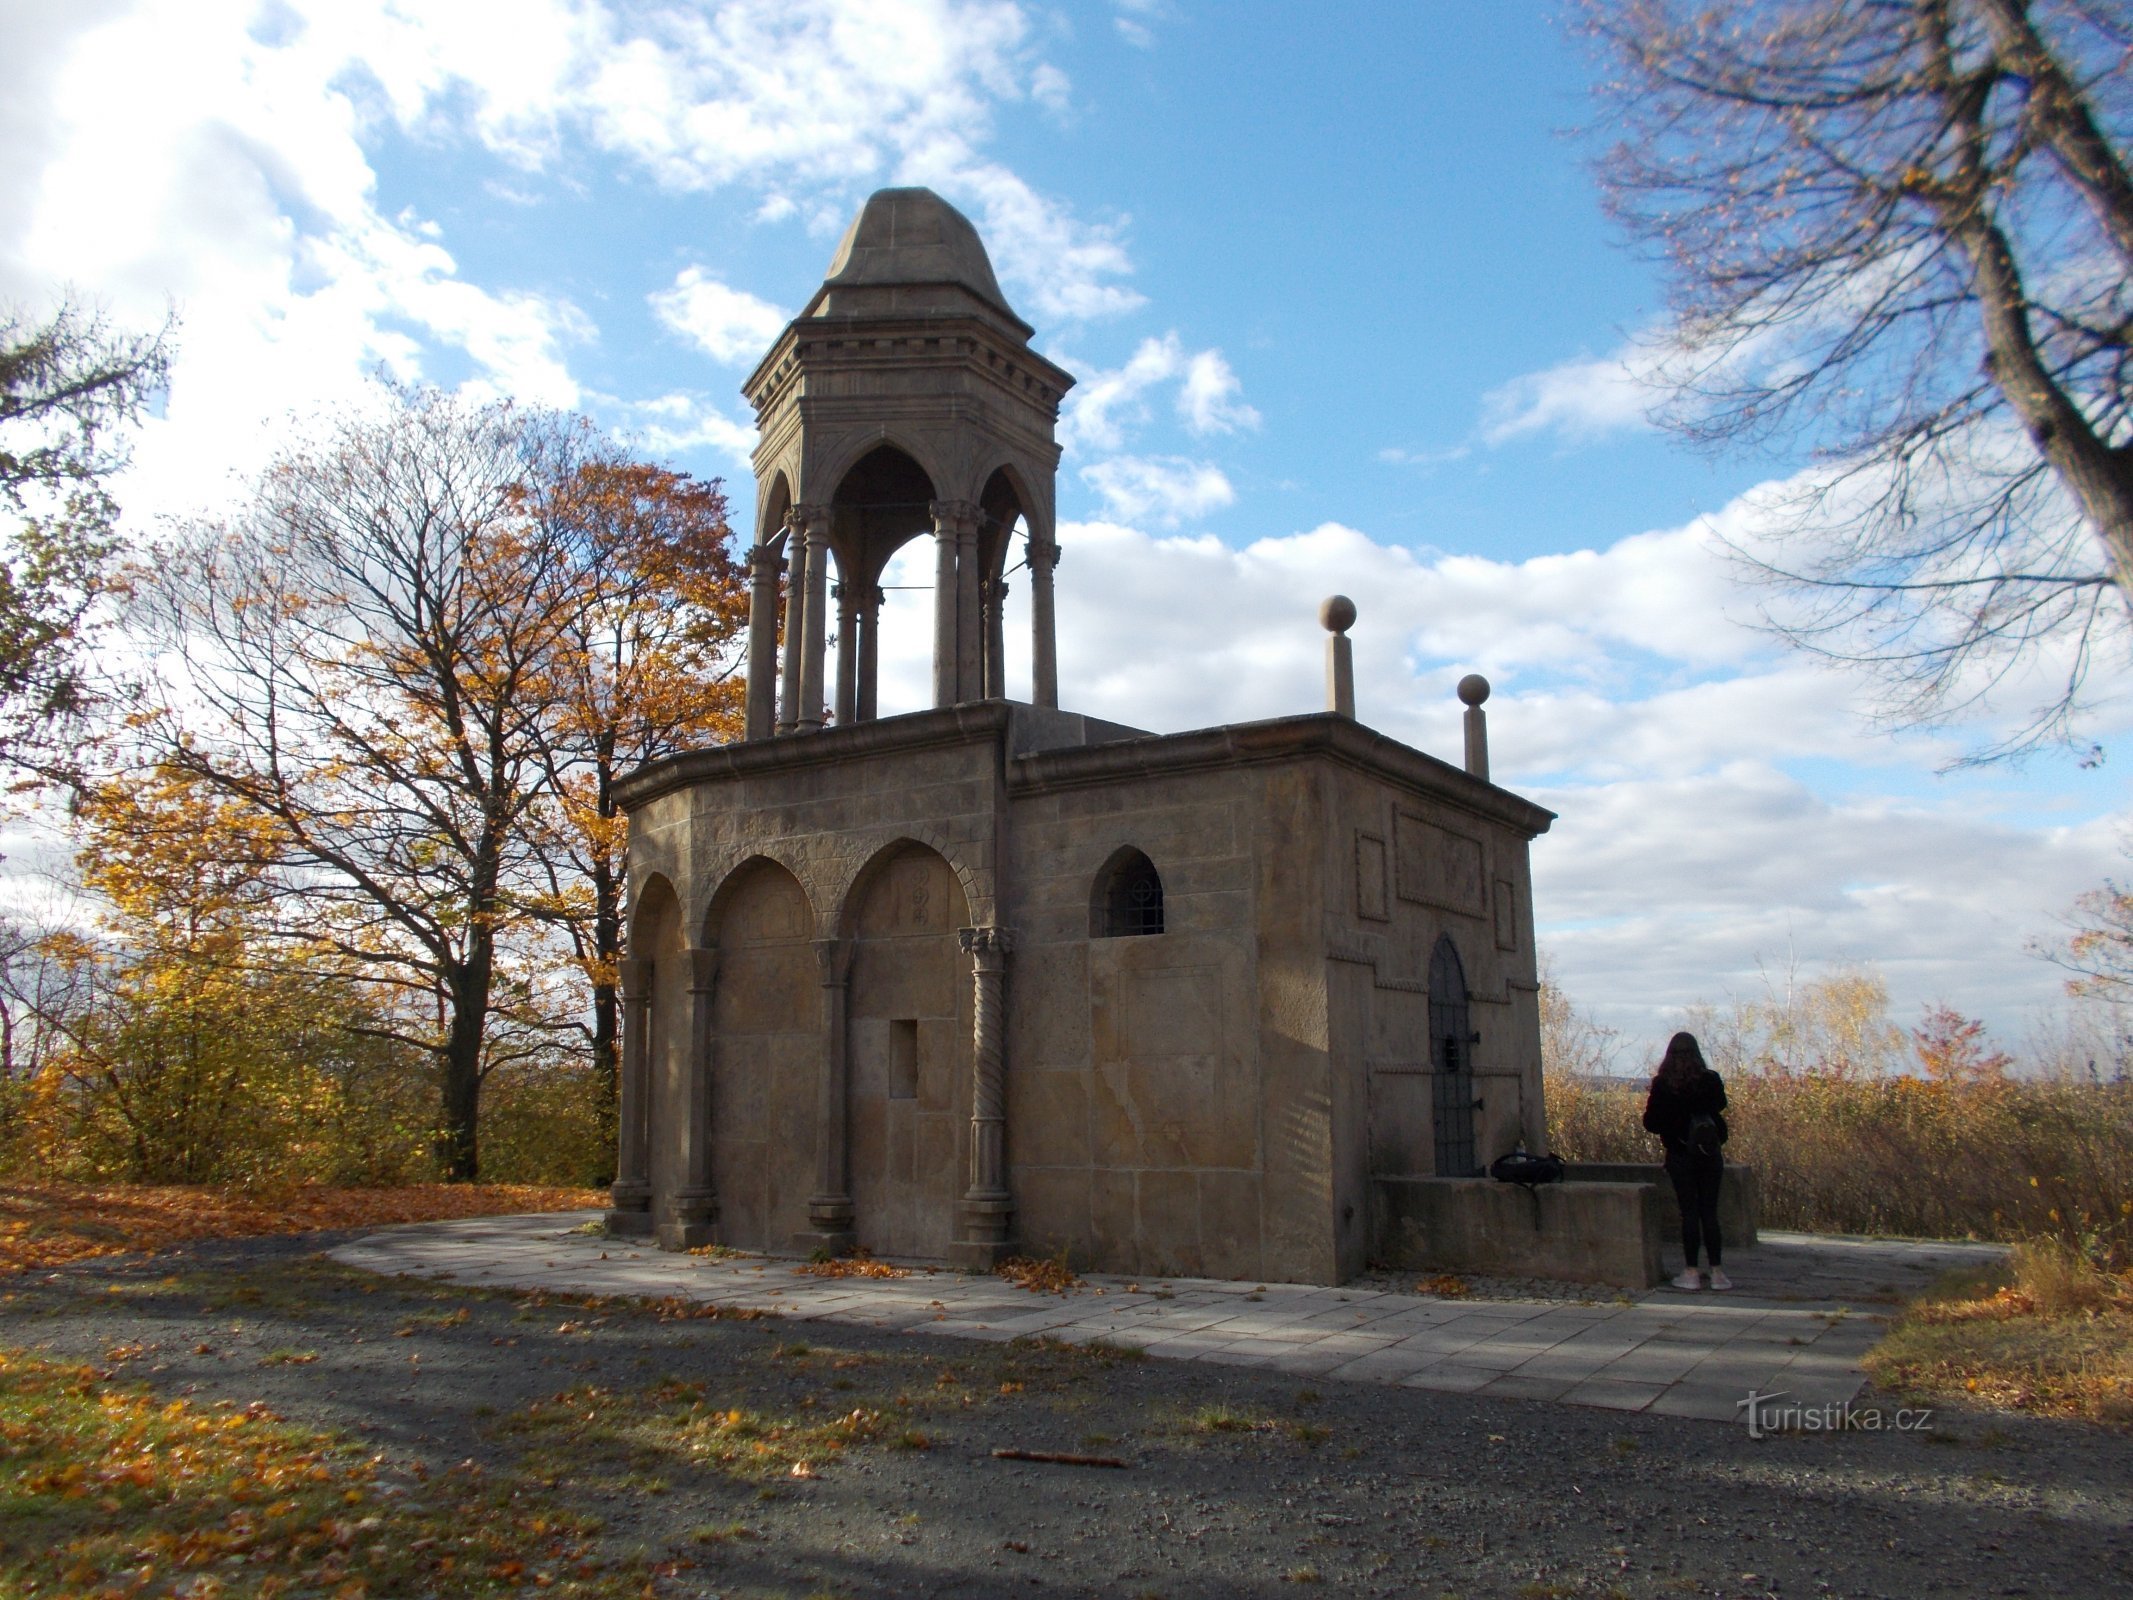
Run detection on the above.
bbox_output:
[1427,936,1480,1177]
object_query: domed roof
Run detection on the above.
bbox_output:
[809,187,1029,335]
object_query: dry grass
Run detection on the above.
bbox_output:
[1547,1070,2133,1260]
[0,1182,604,1275]
[1867,1241,2133,1426]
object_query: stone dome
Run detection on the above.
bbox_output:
[809,187,1029,335]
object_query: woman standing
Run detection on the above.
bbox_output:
[1641,1031,1732,1290]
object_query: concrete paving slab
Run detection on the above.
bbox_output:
[326,1212,1915,1430]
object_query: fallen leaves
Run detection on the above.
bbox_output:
[0,1344,641,1597]
[1415,1273,1473,1299]
[997,1252,1083,1295]
[794,1247,908,1280]
[0,1182,605,1276]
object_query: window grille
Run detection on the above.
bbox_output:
[1095,849,1165,937]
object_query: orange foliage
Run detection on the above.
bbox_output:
[996,1252,1083,1294]
[794,1247,909,1280]
[0,1182,602,1275]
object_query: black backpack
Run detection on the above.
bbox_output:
[1685,1111,1723,1156]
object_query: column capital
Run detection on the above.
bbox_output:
[1027,536,1061,573]
[618,956,651,1003]
[788,500,832,535]
[929,499,981,534]
[748,531,788,570]
[687,946,719,994]
[957,925,1014,966]
[812,936,854,987]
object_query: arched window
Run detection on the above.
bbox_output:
[1091,847,1165,938]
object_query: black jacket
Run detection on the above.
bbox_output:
[1642,1069,1729,1154]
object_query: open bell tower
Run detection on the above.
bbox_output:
[738,188,1076,737]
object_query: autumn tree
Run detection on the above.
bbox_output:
[1537,952,1621,1078]
[1686,960,1908,1075]
[1911,1001,2014,1076]
[129,386,584,1179]
[2047,863,2133,996]
[16,763,429,1183]
[518,450,745,1154]
[0,297,167,768]
[1576,0,2133,760]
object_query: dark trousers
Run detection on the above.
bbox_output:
[1664,1147,1724,1268]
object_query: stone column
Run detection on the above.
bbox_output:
[1028,535,1060,710]
[663,948,719,1249]
[857,584,883,722]
[796,504,830,732]
[777,515,807,735]
[930,500,960,708]
[833,581,858,726]
[982,577,1009,700]
[744,537,784,741]
[951,926,1014,1268]
[956,512,983,703]
[605,956,653,1235]
[798,937,857,1252]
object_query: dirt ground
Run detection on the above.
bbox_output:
[4,1230,2128,1599]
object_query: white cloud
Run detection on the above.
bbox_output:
[1061,332,1258,451]
[649,268,789,364]
[615,390,760,463]
[2,0,1144,529]
[1479,344,1662,445]
[1081,455,1235,525]
[1178,348,1259,436]
[1030,63,1071,112]
[1113,0,1164,48]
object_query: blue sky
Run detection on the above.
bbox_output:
[4,0,2127,1061]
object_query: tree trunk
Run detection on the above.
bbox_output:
[436,947,491,1181]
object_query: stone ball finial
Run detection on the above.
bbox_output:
[1457,672,1491,707]
[1319,595,1357,634]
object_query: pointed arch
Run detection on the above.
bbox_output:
[1091,845,1165,938]
[756,467,795,545]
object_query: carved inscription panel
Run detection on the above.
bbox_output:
[1393,811,1486,919]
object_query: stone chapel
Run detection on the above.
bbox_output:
[604,187,1557,1286]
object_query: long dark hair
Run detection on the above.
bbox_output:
[1655,1031,1708,1092]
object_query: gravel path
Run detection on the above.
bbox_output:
[2,1226,2125,1598]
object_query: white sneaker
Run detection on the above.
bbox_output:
[1670,1269,1704,1291]
[1708,1268,1734,1291]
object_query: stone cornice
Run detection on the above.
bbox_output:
[617,704,1554,839]
[1007,713,1556,837]
[743,312,1075,417]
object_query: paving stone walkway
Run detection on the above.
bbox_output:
[331,1215,2002,1426]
